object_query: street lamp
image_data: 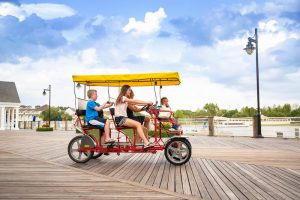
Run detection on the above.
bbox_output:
[244,28,262,138]
[42,85,51,126]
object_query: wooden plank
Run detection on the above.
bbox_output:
[198,158,227,200]
[189,157,211,200]
[232,162,285,200]
[180,164,192,195]
[254,165,300,190]
[0,151,181,200]
[140,152,161,184]
[130,153,154,182]
[146,153,164,186]
[245,164,300,200]
[202,159,238,200]
[214,160,262,200]
[224,161,276,200]
[167,162,176,192]
[160,160,170,189]
[185,161,201,196]
[206,159,248,200]
[153,156,167,188]
[174,164,183,194]
[193,157,220,200]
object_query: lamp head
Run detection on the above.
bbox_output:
[42,90,46,96]
[244,41,255,55]
[76,83,81,90]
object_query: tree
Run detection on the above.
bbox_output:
[174,110,184,118]
[40,107,72,121]
[203,103,219,116]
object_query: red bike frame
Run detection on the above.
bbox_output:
[76,106,181,154]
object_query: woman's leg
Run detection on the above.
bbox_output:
[123,118,149,145]
[136,126,148,143]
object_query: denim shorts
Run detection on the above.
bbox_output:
[115,116,127,127]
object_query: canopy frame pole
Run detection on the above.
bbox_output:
[73,82,77,109]
[153,81,158,105]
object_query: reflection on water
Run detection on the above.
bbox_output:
[182,125,300,138]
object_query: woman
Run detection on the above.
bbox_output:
[127,90,150,141]
[127,90,150,129]
[115,85,154,149]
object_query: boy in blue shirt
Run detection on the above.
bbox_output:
[86,89,115,144]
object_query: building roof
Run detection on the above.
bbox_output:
[0,81,20,103]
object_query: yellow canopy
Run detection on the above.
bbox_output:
[72,72,181,87]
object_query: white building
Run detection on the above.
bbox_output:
[19,105,49,122]
[0,81,21,130]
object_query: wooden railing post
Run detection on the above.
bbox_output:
[252,116,258,138]
[295,128,299,139]
[208,117,214,136]
[65,121,68,131]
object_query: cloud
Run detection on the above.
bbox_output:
[0,2,75,21]
[21,3,75,20]
[0,14,68,62]
[122,7,167,35]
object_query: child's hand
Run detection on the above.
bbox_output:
[147,101,153,105]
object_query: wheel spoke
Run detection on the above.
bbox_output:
[76,140,80,149]
[78,152,82,159]
[71,149,79,153]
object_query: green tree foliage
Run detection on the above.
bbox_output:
[203,103,219,116]
[40,107,72,121]
[174,103,300,118]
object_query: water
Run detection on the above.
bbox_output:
[182,125,300,138]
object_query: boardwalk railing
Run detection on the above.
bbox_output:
[18,121,75,131]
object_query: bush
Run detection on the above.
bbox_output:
[36,127,53,132]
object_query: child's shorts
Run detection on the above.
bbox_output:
[88,117,107,131]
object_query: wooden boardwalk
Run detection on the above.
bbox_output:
[0,130,300,199]
[0,151,183,199]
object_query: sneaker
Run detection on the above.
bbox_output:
[143,142,155,149]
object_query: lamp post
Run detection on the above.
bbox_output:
[43,85,51,126]
[244,28,262,137]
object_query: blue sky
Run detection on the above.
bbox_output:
[0,0,299,110]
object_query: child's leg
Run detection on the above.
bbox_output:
[104,120,111,141]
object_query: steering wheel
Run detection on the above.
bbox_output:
[141,105,150,111]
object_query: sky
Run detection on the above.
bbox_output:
[0,0,299,110]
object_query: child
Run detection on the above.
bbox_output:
[86,89,115,144]
[159,97,181,131]
[115,85,154,149]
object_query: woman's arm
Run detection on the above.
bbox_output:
[128,104,141,112]
[125,98,152,105]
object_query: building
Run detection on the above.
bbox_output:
[0,81,21,130]
[19,105,49,122]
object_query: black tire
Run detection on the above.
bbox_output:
[92,152,103,159]
[164,138,192,165]
[68,135,93,163]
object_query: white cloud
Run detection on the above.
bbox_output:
[79,48,98,65]
[123,7,167,35]
[0,2,27,21]
[0,2,75,21]
[21,3,75,20]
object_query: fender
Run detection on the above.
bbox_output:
[80,135,96,148]
[165,135,190,144]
